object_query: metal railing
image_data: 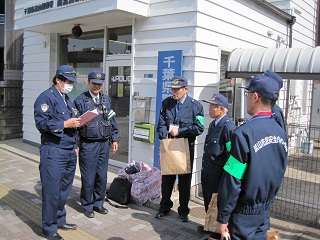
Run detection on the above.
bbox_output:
[271,124,320,228]
[0,64,23,140]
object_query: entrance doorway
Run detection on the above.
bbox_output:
[106,57,131,165]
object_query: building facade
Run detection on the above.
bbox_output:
[14,0,317,192]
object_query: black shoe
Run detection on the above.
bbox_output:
[155,212,168,219]
[179,214,189,222]
[44,233,64,240]
[197,225,211,234]
[93,206,108,214]
[84,210,95,218]
[208,232,222,239]
[58,223,77,230]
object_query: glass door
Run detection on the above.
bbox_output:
[106,58,131,165]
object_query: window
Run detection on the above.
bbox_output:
[59,30,104,100]
[108,26,132,55]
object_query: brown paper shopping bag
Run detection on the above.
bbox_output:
[160,137,191,175]
[267,230,279,240]
[204,193,218,232]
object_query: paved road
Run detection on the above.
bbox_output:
[0,139,319,240]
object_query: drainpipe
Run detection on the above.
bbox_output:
[285,16,296,128]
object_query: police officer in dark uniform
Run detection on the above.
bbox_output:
[156,76,204,222]
[216,74,288,240]
[197,94,236,234]
[34,65,80,240]
[264,70,286,131]
[73,69,118,218]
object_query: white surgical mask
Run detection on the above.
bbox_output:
[60,83,73,94]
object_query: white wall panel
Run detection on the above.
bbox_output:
[133,74,158,84]
[271,0,317,47]
[22,32,57,143]
[135,27,196,44]
[132,83,156,97]
[197,15,283,48]
[195,42,219,59]
[23,62,51,72]
[23,114,36,126]
[23,89,47,99]
[193,72,218,83]
[194,57,218,74]
[292,36,314,47]
[135,42,195,57]
[22,129,40,145]
[149,0,196,16]
[134,57,158,71]
[23,74,51,83]
[24,44,50,55]
[199,1,287,31]
[23,35,48,46]
[22,106,34,115]
[135,12,196,31]
[23,53,51,64]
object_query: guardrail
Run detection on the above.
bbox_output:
[271,124,320,228]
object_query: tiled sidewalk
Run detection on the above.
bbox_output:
[0,138,319,240]
[0,139,207,240]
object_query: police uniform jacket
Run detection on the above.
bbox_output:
[272,104,286,131]
[157,95,204,142]
[34,85,77,149]
[217,116,288,224]
[202,114,236,174]
[73,91,118,142]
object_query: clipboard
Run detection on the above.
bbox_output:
[79,109,99,127]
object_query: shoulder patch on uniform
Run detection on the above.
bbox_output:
[41,104,49,112]
[191,99,201,106]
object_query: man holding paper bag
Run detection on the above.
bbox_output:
[73,70,119,218]
[156,76,204,222]
[197,94,236,234]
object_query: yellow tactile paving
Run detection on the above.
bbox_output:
[0,183,98,240]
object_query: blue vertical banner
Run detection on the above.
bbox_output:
[153,50,183,169]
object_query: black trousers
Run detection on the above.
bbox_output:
[159,140,194,217]
[201,171,222,212]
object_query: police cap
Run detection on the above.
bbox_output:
[88,69,105,84]
[56,65,77,82]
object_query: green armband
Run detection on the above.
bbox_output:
[223,155,247,180]
[225,141,231,152]
[195,115,204,126]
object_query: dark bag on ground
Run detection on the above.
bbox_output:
[106,177,132,205]
[125,162,141,174]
